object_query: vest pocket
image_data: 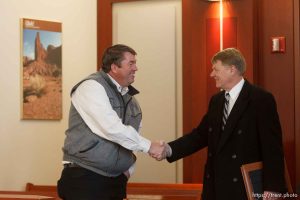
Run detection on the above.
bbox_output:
[125,105,142,130]
[79,141,99,153]
[109,97,122,117]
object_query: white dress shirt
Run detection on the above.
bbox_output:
[226,78,245,115]
[71,78,151,152]
[70,77,151,175]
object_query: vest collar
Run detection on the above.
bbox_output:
[99,70,139,96]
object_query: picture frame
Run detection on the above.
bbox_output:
[241,161,263,200]
[21,18,62,120]
[241,161,293,200]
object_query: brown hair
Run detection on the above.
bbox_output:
[101,44,137,73]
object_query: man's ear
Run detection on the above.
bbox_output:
[110,63,118,73]
[230,65,237,74]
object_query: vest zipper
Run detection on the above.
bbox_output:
[121,96,132,124]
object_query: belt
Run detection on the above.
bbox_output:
[63,163,82,168]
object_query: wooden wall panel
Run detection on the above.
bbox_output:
[97,0,112,69]
[206,18,220,101]
[182,0,255,183]
[182,0,208,183]
[206,17,237,100]
[257,0,296,188]
[294,0,300,193]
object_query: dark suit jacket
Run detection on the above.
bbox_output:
[167,80,286,200]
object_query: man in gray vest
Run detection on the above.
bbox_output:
[57,44,165,200]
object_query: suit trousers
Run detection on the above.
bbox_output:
[57,166,128,200]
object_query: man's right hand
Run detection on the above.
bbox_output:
[148,141,171,161]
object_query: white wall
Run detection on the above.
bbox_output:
[0,0,97,190]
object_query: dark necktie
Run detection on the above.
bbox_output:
[222,93,230,131]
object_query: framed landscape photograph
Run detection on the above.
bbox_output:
[21,18,62,120]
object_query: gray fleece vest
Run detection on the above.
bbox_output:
[62,70,142,177]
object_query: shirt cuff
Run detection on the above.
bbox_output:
[166,143,172,157]
[139,136,151,153]
[128,162,135,176]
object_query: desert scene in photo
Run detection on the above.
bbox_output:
[22,27,62,120]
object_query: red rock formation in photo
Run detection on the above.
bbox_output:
[34,32,47,62]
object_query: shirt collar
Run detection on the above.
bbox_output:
[227,78,245,100]
[107,74,129,95]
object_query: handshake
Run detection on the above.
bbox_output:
[148,141,172,161]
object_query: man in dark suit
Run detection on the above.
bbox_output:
[154,48,287,200]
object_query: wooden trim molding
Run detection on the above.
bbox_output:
[294,0,300,193]
[97,0,113,69]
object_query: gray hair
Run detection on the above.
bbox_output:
[211,48,246,75]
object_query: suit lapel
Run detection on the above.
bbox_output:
[213,92,226,150]
[216,81,251,153]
